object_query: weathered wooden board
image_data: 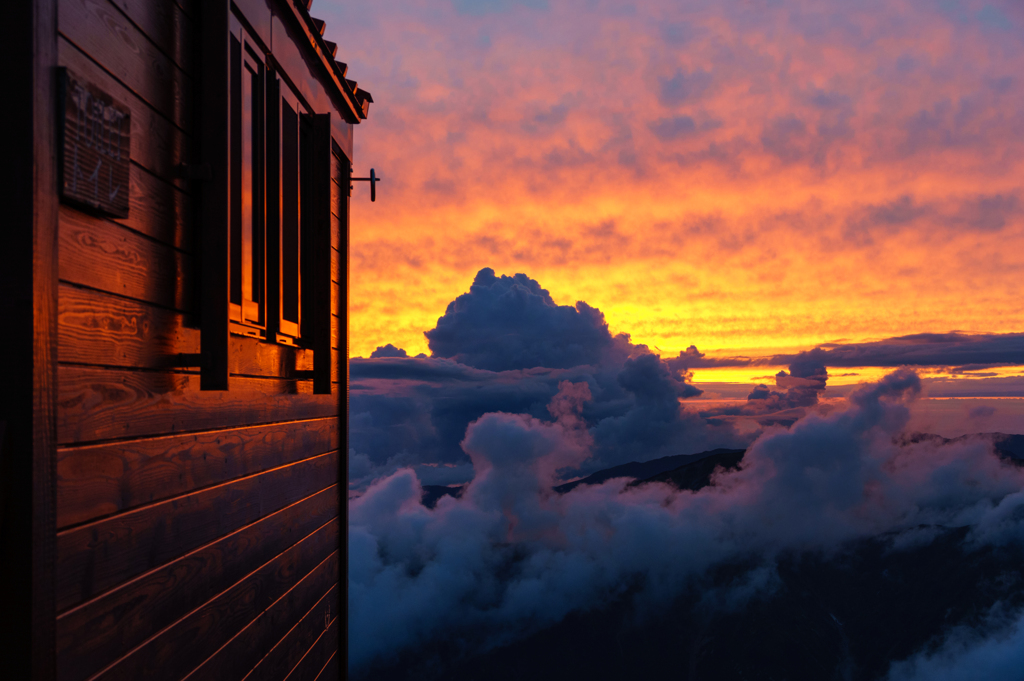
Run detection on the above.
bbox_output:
[58,282,198,370]
[182,562,338,680]
[284,613,339,681]
[241,584,340,681]
[56,487,338,681]
[118,163,193,252]
[58,0,192,134]
[108,0,194,75]
[230,335,316,378]
[59,206,193,312]
[56,450,338,610]
[57,415,337,528]
[90,527,339,681]
[57,366,335,444]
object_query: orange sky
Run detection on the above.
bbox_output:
[322,0,1024,364]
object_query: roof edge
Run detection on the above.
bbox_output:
[279,0,372,122]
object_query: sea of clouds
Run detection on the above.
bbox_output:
[349,269,1024,678]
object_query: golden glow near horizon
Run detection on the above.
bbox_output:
[322,1,1024,375]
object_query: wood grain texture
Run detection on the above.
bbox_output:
[109,0,194,75]
[59,206,193,312]
[56,487,339,681]
[56,450,339,611]
[58,282,198,369]
[230,334,316,378]
[57,37,192,190]
[93,526,340,681]
[57,366,335,444]
[58,0,192,133]
[183,562,338,681]
[117,162,192,251]
[58,282,317,377]
[241,584,340,681]
[284,613,339,681]
[57,415,337,528]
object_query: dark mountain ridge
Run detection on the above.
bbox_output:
[421,433,1022,508]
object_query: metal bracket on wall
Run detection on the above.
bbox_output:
[351,168,380,201]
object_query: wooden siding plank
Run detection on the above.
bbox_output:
[58,283,316,377]
[119,163,193,252]
[57,37,192,190]
[92,527,340,681]
[56,487,338,681]
[229,335,316,378]
[57,415,337,529]
[57,365,335,445]
[241,585,340,681]
[284,614,339,681]
[56,450,339,611]
[109,0,194,75]
[313,651,339,681]
[59,206,193,312]
[58,0,192,134]
[182,565,338,681]
[58,282,198,370]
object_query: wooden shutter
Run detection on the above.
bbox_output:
[199,0,231,390]
[308,114,333,394]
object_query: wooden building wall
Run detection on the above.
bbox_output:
[52,1,347,678]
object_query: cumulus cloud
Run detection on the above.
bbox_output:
[370,343,410,358]
[351,270,740,483]
[349,368,1024,675]
[425,267,625,371]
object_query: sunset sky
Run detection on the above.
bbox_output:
[335,4,1024,674]
[320,0,1023,388]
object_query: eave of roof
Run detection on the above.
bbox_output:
[281,0,373,122]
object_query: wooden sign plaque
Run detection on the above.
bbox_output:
[59,68,131,217]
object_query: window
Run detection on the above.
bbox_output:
[271,78,308,345]
[200,13,336,392]
[230,32,266,336]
